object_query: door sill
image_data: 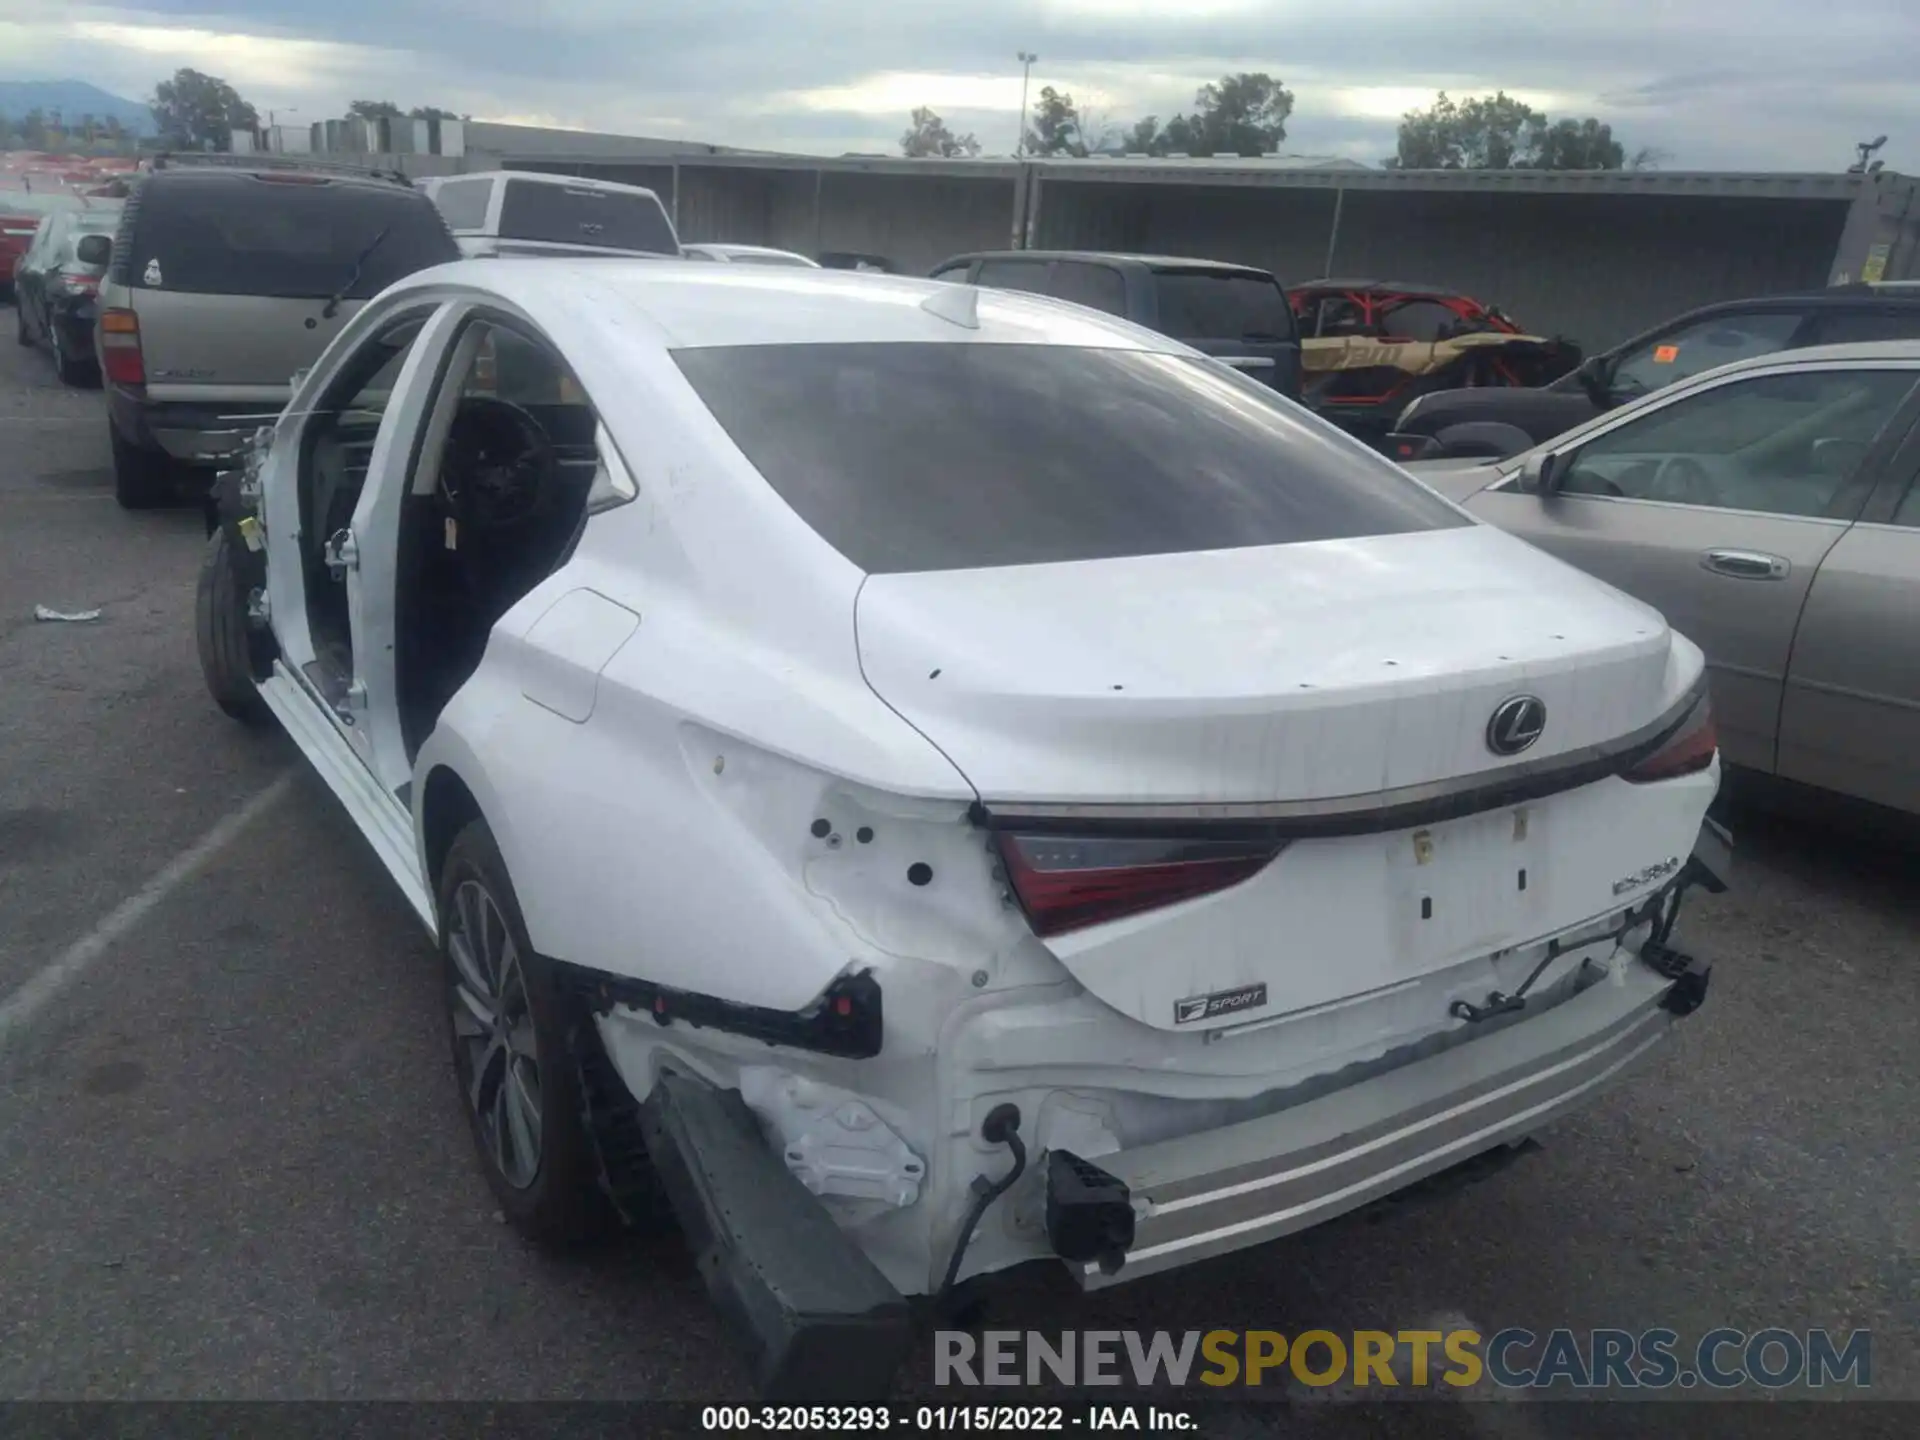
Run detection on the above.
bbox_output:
[258,662,436,934]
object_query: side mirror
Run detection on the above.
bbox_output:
[74,234,112,267]
[1519,450,1573,495]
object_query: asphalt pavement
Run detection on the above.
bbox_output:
[0,318,1913,1435]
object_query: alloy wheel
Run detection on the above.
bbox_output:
[447,878,543,1189]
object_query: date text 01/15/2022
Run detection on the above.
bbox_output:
[699,1406,1198,1431]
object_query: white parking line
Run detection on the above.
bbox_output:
[0,772,295,1049]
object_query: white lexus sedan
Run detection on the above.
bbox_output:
[195,258,1730,1400]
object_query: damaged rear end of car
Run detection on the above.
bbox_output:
[548,319,1731,1398]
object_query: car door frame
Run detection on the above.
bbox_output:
[260,290,465,775]
[1464,354,1920,770]
[1773,394,1920,808]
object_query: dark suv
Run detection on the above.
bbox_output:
[929,250,1302,400]
[1386,285,1920,461]
[95,154,461,508]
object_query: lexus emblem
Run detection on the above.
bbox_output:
[1486,695,1547,756]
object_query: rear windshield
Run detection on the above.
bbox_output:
[496,179,678,255]
[1153,269,1297,343]
[131,177,458,298]
[672,342,1465,574]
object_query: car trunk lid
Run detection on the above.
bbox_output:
[856,523,1705,1030]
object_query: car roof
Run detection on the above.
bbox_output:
[685,242,817,262]
[484,170,664,201]
[934,249,1275,275]
[1291,279,1474,300]
[144,167,416,195]
[388,257,1178,351]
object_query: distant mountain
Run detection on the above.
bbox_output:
[0,80,155,137]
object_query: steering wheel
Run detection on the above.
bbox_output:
[1648,455,1720,506]
[439,396,554,533]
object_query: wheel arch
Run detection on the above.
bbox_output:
[420,764,485,919]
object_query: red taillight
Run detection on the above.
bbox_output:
[99,307,145,387]
[994,831,1283,938]
[59,273,98,295]
[1624,695,1718,784]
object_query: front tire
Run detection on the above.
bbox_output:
[195,527,271,724]
[439,819,618,1249]
[111,425,175,510]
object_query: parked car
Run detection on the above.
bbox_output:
[193,258,1728,1399]
[930,249,1303,399]
[1388,287,1920,462]
[420,172,680,260]
[1,188,81,300]
[1288,279,1580,443]
[95,153,461,510]
[680,242,819,267]
[12,199,122,385]
[1409,340,1920,816]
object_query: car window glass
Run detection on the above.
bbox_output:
[1809,309,1920,346]
[975,259,1051,295]
[131,177,458,298]
[672,342,1467,574]
[1559,368,1918,517]
[1049,261,1127,317]
[1380,300,1462,342]
[463,323,588,409]
[495,179,677,255]
[430,178,493,231]
[1154,270,1296,342]
[1609,311,1804,399]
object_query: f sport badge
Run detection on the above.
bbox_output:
[1174,982,1269,1025]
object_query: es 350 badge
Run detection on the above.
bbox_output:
[1174,982,1268,1025]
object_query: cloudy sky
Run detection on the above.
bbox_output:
[1,0,1914,169]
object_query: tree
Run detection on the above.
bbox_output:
[1385,90,1630,171]
[1025,85,1085,157]
[150,68,259,151]
[18,108,47,149]
[1533,116,1624,170]
[1117,73,1293,157]
[410,106,465,121]
[1126,115,1163,154]
[348,100,405,120]
[900,106,980,158]
[1629,144,1672,171]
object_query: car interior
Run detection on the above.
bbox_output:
[297,315,605,758]
[393,321,603,759]
[1556,369,1912,514]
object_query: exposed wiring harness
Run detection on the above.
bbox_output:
[936,1104,1026,1302]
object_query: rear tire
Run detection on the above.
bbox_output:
[111,425,175,510]
[439,819,620,1250]
[195,527,270,724]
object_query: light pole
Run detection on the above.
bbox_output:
[1015,52,1038,157]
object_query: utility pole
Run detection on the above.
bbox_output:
[1015,52,1038,157]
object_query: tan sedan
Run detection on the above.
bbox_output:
[1411,340,1920,816]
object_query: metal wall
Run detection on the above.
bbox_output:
[1036,179,1851,351]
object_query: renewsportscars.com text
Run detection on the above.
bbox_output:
[935,1328,1871,1391]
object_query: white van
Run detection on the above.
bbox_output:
[418,171,680,260]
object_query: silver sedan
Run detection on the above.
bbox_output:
[1411,339,1920,816]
